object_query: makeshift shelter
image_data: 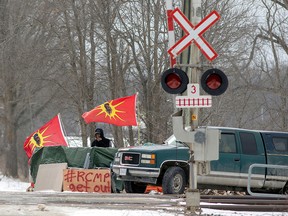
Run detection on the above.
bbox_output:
[30,146,122,192]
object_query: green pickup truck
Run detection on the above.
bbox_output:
[112,127,288,194]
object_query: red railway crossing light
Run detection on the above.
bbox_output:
[161,68,189,94]
[201,68,228,96]
[161,68,228,96]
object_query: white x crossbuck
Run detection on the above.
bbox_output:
[168,8,220,61]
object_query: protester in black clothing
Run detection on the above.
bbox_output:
[91,128,110,148]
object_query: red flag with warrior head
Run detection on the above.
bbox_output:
[23,114,68,158]
[82,94,138,126]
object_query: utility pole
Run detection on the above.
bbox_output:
[182,0,201,212]
[162,0,225,213]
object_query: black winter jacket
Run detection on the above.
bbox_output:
[91,128,110,148]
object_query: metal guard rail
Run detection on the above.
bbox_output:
[248,163,288,198]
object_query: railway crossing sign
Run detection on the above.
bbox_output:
[175,84,212,108]
[168,8,220,61]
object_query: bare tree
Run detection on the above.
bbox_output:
[115,0,173,144]
[250,0,288,130]
[194,0,260,128]
[215,0,288,131]
[0,0,69,178]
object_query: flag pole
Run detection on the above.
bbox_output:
[136,92,140,146]
[58,113,70,147]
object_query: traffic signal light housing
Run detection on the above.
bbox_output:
[201,68,228,96]
[161,68,189,94]
[161,67,228,96]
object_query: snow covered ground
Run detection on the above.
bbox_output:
[0,174,286,216]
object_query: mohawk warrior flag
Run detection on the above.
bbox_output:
[23,114,68,158]
[82,94,138,126]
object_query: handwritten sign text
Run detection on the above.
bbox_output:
[63,169,111,193]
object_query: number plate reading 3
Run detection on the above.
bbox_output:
[120,168,127,175]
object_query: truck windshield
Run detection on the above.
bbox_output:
[164,135,189,147]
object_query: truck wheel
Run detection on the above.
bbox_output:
[124,181,147,193]
[162,166,186,194]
